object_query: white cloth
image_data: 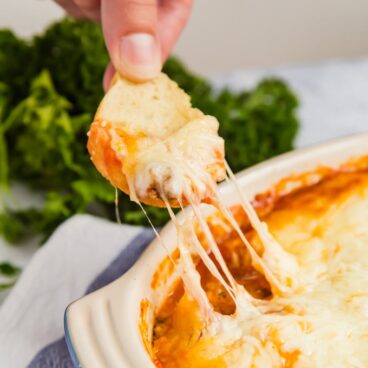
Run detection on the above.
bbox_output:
[0,215,143,368]
[1,59,368,367]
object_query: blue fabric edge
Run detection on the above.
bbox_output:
[64,310,81,368]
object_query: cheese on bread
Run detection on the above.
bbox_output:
[87,73,225,207]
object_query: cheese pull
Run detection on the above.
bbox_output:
[87,73,225,207]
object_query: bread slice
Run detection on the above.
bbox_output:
[87,73,225,207]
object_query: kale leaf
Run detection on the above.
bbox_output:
[32,18,109,114]
[163,58,298,172]
[0,261,21,291]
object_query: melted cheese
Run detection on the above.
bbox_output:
[152,169,368,368]
[163,163,304,321]
[106,115,225,205]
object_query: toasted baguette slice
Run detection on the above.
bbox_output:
[87,73,225,207]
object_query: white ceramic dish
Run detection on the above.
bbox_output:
[65,132,368,368]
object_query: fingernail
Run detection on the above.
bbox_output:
[119,33,161,81]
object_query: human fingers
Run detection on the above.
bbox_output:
[101,0,161,82]
[158,0,192,60]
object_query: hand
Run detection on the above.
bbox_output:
[55,0,192,88]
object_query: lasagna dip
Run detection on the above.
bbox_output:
[149,159,368,368]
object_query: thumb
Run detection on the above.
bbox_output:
[101,0,162,82]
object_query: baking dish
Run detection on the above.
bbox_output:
[65,132,368,368]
